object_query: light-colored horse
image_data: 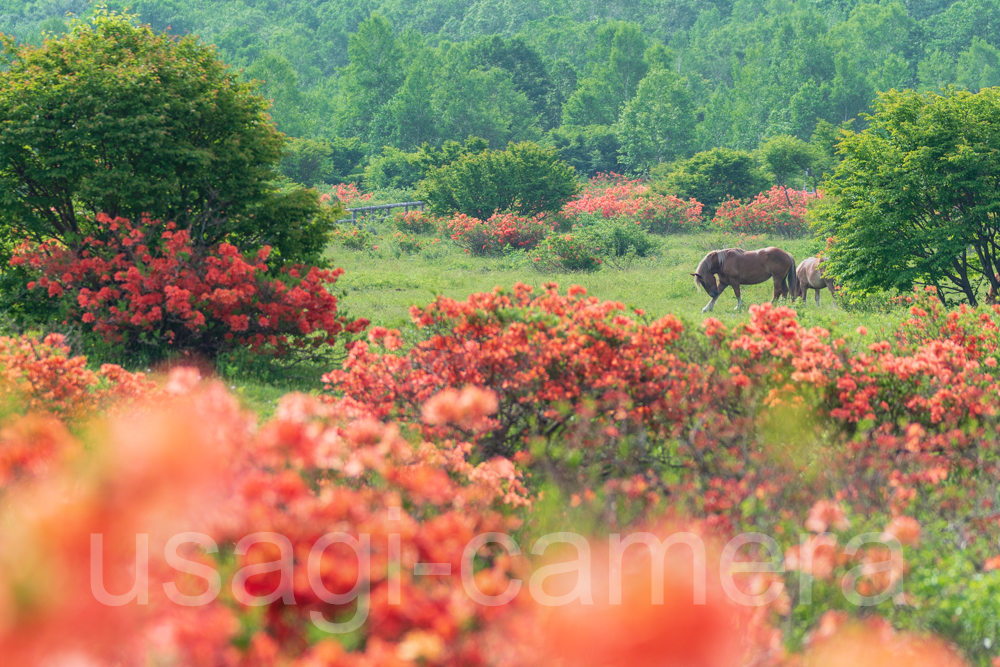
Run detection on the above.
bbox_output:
[795,256,837,306]
[692,247,797,313]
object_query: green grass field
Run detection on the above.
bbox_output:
[330,228,897,331]
[229,225,909,416]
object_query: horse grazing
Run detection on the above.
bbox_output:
[795,256,837,307]
[692,247,797,313]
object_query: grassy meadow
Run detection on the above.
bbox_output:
[228,219,910,416]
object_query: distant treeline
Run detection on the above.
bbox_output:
[2,0,997,180]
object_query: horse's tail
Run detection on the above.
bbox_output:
[787,255,798,296]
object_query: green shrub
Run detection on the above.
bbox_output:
[419,141,580,219]
[364,137,489,190]
[587,218,656,258]
[529,232,603,272]
[331,226,377,251]
[649,148,770,217]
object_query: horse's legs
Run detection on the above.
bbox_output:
[732,283,743,310]
[772,276,783,304]
[815,287,821,306]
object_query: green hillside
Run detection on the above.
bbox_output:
[2,0,997,178]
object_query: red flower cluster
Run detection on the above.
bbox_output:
[0,285,993,666]
[0,332,152,420]
[320,182,372,207]
[0,368,533,666]
[324,283,707,474]
[712,186,820,237]
[562,172,704,233]
[445,212,554,256]
[12,214,368,359]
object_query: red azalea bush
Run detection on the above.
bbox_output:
[320,182,372,207]
[0,333,153,420]
[445,212,554,256]
[563,173,704,234]
[1,284,999,665]
[0,368,536,666]
[713,186,819,237]
[12,214,368,360]
[392,210,436,235]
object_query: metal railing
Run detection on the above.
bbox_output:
[337,201,424,224]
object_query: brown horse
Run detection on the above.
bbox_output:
[795,256,837,307]
[692,247,797,313]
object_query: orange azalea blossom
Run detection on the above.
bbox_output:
[13,214,368,359]
[562,172,703,233]
[884,516,921,546]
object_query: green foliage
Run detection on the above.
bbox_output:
[529,217,656,272]
[820,87,1000,306]
[758,135,823,191]
[548,125,623,178]
[419,141,579,219]
[530,232,604,272]
[363,137,489,190]
[279,136,368,186]
[585,217,657,258]
[0,10,329,264]
[614,69,696,173]
[956,37,1000,92]
[650,148,770,216]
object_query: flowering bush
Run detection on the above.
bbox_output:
[392,210,436,235]
[12,214,368,360]
[320,182,372,207]
[713,185,820,237]
[445,211,554,256]
[0,333,152,420]
[331,225,377,251]
[563,173,704,234]
[9,285,1000,665]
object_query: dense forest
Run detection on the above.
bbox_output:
[3,0,998,182]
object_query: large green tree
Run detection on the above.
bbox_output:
[0,10,332,262]
[820,88,1000,306]
[614,69,696,173]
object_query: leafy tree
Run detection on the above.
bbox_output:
[387,46,438,150]
[917,50,956,91]
[279,137,368,186]
[431,52,542,149]
[561,77,617,127]
[820,88,1000,306]
[363,137,489,190]
[468,35,555,128]
[757,135,822,202]
[956,37,1000,92]
[650,148,769,216]
[548,125,623,178]
[0,11,330,263]
[615,70,696,173]
[419,141,578,219]
[339,13,405,142]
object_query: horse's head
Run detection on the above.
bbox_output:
[692,250,724,297]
